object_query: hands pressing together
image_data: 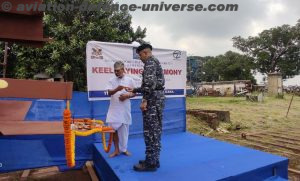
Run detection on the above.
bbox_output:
[115,86,133,102]
[115,86,146,111]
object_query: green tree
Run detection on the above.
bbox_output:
[201,51,256,83]
[187,56,212,83]
[200,56,218,82]
[0,42,17,78]
[233,21,300,78]
[2,0,146,90]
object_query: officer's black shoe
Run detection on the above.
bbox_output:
[133,163,157,172]
[139,160,160,168]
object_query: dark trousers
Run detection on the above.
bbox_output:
[142,99,164,166]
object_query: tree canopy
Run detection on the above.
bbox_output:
[201,51,256,83]
[187,56,212,83]
[187,51,256,84]
[0,0,146,90]
[233,20,300,78]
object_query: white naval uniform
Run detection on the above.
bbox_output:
[106,75,136,152]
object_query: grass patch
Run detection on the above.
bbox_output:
[187,95,300,180]
[187,94,300,132]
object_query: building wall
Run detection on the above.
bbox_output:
[199,82,247,96]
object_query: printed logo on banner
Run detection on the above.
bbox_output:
[133,47,140,59]
[91,47,103,59]
[173,50,182,60]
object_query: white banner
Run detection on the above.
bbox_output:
[86,41,187,101]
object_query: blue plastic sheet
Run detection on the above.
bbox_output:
[0,91,186,172]
[0,134,99,172]
[94,132,289,181]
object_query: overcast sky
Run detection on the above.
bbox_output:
[115,0,300,85]
[117,0,300,57]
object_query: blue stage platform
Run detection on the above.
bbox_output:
[93,132,288,181]
[0,92,289,180]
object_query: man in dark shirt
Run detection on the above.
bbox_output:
[126,44,165,171]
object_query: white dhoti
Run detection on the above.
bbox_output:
[108,123,129,152]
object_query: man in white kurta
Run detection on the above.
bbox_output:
[106,61,136,157]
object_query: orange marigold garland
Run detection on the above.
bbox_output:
[102,132,113,153]
[63,109,75,168]
[63,107,114,168]
[71,131,75,167]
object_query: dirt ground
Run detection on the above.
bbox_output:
[187,94,300,181]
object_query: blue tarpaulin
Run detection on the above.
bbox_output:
[0,91,186,172]
[94,132,289,181]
